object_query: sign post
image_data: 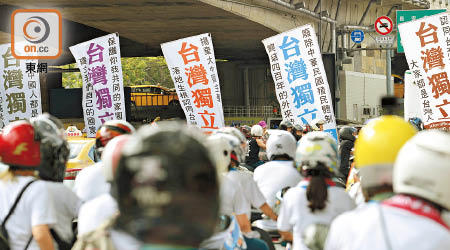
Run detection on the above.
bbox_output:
[375,16,394,96]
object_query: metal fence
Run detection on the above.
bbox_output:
[223,106,276,117]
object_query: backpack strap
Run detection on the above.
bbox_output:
[1,180,37,228]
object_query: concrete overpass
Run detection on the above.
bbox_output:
[0,0,439,121]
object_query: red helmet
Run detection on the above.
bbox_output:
[0,121,41,167]
[95,120,135,157]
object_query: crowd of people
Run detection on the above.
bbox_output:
[0,113,448,250]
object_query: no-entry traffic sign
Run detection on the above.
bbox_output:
[375,16,393,35]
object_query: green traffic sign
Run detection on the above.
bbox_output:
[396,9,446,53]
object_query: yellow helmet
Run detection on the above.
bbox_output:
[354,116,417,188]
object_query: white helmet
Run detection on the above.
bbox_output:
[251,125,263,137]
[295,131,338,174]
[394,130,450,210]
[101,135,130,182]
[214,127,247,163]
[311,118,325,131]
[266,130,296,160]
[205,134,234,175]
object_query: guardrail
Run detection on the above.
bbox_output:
[223,106,277,117]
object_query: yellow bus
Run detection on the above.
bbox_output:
[130,85,179,106]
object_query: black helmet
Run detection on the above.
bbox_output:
[338,126,357,142]
[30,113,70,182]
[113,123,219,247]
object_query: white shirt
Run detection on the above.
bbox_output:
[253,160,301,207]
[226,170,266,218]
[220,175,249,216]
[0,176,57,250]
[201,176,250,249]
[278,180,355,250]
[45,181,81,243]
[324,202,450,250]
[77,193,118,236]
[73,162,110,202]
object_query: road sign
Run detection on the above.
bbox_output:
[376,36,394,44]
[375,16,393,35]
[396,9,446,53]
[351,30,365,43]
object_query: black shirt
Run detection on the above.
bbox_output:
[246,138,260,165]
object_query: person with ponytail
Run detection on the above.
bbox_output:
[277,132,355,250]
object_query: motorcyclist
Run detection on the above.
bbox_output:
[113,123,220,249]
[0,115,77,250]
[338,126,357,182]
[30,114,80,249]
[279,119,293,132]
[245,125,266,170]
[278,132,355,250]
[73,134,141,250]
[73,120,135,202]
[292,123,303,141]
[325,130,450,249]
[311,119,325,132]
[253,131,301,232]
[201,134,269,250]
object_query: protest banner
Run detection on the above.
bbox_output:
[70,33,126,137]
[399,12,450,130]
[161,33,224,132]
[404,70,424,121]
[262,24,338,140]
[0,43,42,128]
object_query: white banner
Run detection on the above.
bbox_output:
[0,43,42,128]
[399,13,450,130]
[161,33,224,132]
[404,70,424,121]
[262,24,338,140]
[70,33,126,137]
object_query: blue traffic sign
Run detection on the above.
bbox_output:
[351,30,365,44]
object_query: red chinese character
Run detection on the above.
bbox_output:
[178,42,200,65]
[428,72,450,98]
[421,46,445,72]
[192,88,213,108]
[436,99,450,119]
[416,22,438,47]
[199,110,218,129]
[185,65,209,88]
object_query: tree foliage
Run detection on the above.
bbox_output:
[62,56,173,88]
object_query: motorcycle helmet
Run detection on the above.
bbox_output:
[279,119,293,131]
[113,123,219,246]
[394,130,450,210]
[354,115,417,189]
[205,133,235,174]
[338,126,357,142]
[101,135,131,182]
[408,117,424,131]
[251,124,263,137]
[0,121,41,168]
[30,114,70,182]
[266,130,296,160]
[214,127,247,163]
[0,115,69,182]
[311,119,325,131]
[295,131,338,175]
[95,120,135,158]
